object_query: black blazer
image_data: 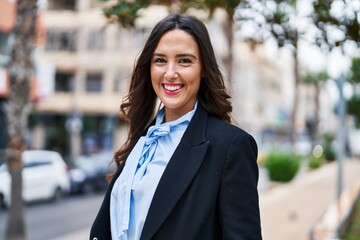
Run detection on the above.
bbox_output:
[90,104,262,240]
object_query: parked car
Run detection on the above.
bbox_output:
[0,150,70,208]
[68,151,115,194]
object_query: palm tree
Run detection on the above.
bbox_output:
[4,1,37,239]
[235,0,301,146]
[302,71,329,146]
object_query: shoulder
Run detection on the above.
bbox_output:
[207,116,254,141]
[205,116,257,154]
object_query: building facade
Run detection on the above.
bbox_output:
[32,0,300,159]
[31,0,150,159]
[16,0,335,160]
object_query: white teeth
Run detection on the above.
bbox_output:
[164,85,181,91]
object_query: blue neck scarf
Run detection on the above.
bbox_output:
[110,103,197,239]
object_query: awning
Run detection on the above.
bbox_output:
[0,0,17,33]
[0,68,9,98]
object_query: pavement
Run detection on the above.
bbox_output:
[259,158,360,240]
[51,158,360,240]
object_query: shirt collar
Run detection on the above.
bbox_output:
[155,101,198,127]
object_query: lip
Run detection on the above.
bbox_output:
[162,83,184,96]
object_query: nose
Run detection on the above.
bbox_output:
[164,64,178,80]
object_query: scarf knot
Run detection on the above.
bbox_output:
[145,124,171,145]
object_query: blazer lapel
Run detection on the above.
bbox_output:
[140,104,209,240]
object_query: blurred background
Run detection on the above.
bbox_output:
[0,0,359,240]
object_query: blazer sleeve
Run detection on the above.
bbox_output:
[219,132,262,240]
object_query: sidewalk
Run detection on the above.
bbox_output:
[259,158,360,240]
[52,159,360,240]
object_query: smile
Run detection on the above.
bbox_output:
[163,84,183,92]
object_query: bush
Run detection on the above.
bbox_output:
[307,145,325,170]
[308,155,324,170]
[265,150,301,182]
[322,133,336,161]
[323,145,336,161]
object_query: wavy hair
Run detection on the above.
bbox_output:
[113,13,232,172]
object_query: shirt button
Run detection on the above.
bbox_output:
[93,238,98,240]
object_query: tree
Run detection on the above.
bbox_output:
[311,0,360,52]
[310,0,360,139]
[100,0,240,84]
[347,58,360,128]
[234,0,302,146]
[4,1,38,239]
[302,71,329,145]
[310,0,359,197]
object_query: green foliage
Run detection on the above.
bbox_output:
[236,0,298,48]
[322,132,335,143]
[302,71,329,85]
[323,145,336,161]
[347,95,360,128]
[100,0,240,28]
[311,0,360,51]
[307,145,325,170]
[347,57,360,128]
[349,58,360,85]
[264,150,301,182]
[307,154,324,170]
[341,196,360,240]
[102,0,150,28]
[321,132,336,161]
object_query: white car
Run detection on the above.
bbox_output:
[0,150,70,208]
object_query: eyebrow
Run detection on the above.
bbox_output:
[152,53,198,59]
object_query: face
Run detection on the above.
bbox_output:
[151,29,202,122]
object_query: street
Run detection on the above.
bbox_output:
[0,167,267,240]
[0,192,104,240]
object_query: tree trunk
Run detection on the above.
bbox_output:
[222,17,234,84]
[6,143,26,240]
[5,1,37,239]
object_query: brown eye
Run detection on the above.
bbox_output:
[179,58,192,64]
[153,58,166,64]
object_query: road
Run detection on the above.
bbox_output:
[0,167,268,240]
[0,192,104,240]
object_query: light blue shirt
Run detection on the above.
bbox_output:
[110,103,197,240]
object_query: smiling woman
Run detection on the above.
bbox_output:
[90,13,262,240]
[151,29,202,122]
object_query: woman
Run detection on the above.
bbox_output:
[90,13,262,240]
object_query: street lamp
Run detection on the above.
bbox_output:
[336,73,347,200]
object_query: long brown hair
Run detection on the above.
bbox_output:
[113,13,232,174]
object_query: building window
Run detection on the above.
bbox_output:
[114,72,127,92]
[133,28,150,48]
[0,32,12,64]
[47,0,76,11]
[87,29,105,51]
[55,72,74,92]
[46,29,77,52]
[117,28,149,50]
[82,115,116,154]
[86,73,102,92]
[117,29,131,50]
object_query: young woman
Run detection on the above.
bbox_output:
[90,13,262,240]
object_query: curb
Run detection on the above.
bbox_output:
[310,174,360,240]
